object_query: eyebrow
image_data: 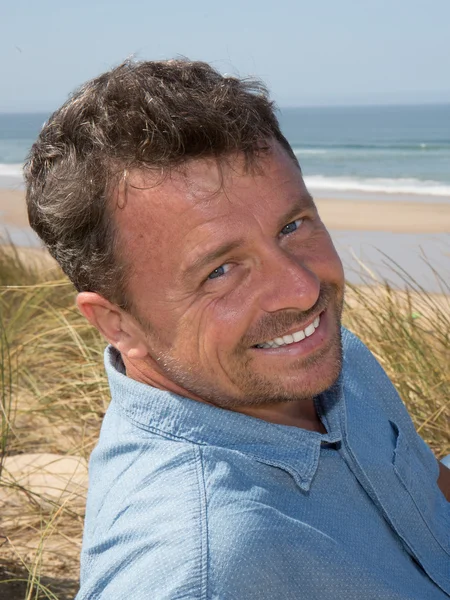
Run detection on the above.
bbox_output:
[183,240,245,280]
[183,194,315,279]
[277,194,315,230]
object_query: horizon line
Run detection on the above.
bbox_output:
[1,100,450,115]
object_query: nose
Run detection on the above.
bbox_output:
[256,245,321,314]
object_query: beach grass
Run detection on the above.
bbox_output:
[0,243,449,599]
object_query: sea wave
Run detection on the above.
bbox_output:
[0,163,24,178]
[1,163,449,199]
[295,149,328,155]
[304,175,450,197]
[294,143,450,154]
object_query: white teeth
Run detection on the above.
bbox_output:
[257,314,321,349]
[292,330,306,343]
[304,323,315,337]
[282,334,294,345]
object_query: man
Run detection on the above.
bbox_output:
[25,60,450,599]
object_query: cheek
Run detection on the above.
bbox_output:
[183,290,254,356]
[326,241,345,284]
[307,230,344,283]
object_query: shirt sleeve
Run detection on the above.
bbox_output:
[76,436,207,600]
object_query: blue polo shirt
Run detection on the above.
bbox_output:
[77,328,450,599]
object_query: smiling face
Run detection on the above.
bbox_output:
[113,142,345,410]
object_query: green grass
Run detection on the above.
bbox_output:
[0,243,449,599]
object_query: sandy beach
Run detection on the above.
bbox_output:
[1,188,450,235]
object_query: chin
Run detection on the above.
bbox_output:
[267,359,341,404]
[228,331,343,407]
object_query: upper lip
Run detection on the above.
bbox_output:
[253,310,324,346]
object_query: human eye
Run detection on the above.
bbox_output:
[207,263,232,280]
[279,218,304,236]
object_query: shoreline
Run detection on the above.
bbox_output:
[1,188,450,234]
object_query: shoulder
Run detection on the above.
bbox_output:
[78,406,208,599]
[340,326,439,480]
[341,327,417,432]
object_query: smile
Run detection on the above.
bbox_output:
[255,315,321,349]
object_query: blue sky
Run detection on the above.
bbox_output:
[1,0,450,112]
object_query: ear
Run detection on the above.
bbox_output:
[76,292,149,359]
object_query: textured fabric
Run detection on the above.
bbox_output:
[77,328,450,599]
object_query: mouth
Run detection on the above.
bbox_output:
[252,311,324,350]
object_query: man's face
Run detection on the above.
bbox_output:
[115,143,345,408]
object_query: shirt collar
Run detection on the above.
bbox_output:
[105,342,345,492]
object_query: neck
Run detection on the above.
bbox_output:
[122,354,207,403]
[122,354,326,434]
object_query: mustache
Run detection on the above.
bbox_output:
[240,283,337,348]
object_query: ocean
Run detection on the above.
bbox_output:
[1,104,450,201]
[279,104,450,202]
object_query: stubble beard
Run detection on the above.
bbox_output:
[147,283,344,410]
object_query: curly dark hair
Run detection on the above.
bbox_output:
[24,59,296,308]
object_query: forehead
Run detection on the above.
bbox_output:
[116,146,304,222]
[112,145,310,274]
